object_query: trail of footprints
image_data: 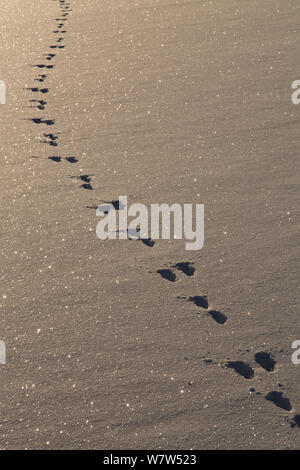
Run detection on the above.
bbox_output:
[204,350,300,428]
[27,2,161,223]
[155,260,299,428]
[27,0,299,434]
[156,262,227,325]
[26,0,90,189]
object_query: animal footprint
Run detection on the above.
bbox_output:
[289,415,300,428]
[34,74,47,83]
[265,391,292,412]
[140,237,155,247]
[48,156,77,164]
[225,361,254,380]
[28,117,54,126]
[65,157,78,163]
[255,351,276,372]
[81,183,93,190]
[157,262,195,282]
[33,64,54,69]
[207,310,227,324]
[48,156,61,163]
[71,174,94,189]
[188,295,208,309]
[172,262,195,276]
[157,269,176,282]
[43,133,59,146]
[184,295,227,324]
[44,53,56,61]
[127,231,155,247]
[26,87,49,94]
[111,200,125,210]
[30,99,47,110]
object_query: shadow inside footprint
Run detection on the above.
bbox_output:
[140,238,155,247]
[289,415,300,428]
[226,361,254,379]
[265,391,292,411]
[173,262,195,276]
[111,200,126,210]
[70,174,93,189]
[255,352,276,372]
[44,54,56,61]
[188,296,208,309]
[157,269,176,282]
[30,118,54,126]
[26,87,39,93]
[81,183,93,190]
[34,74,47,82]
[76,175,92,183]
[43,133,59,146]
[30,99,47,110]
[208,309,227,324]
[33,64,54,69]
[48,156,61,162]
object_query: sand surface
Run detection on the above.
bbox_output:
[0,0,299,449]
